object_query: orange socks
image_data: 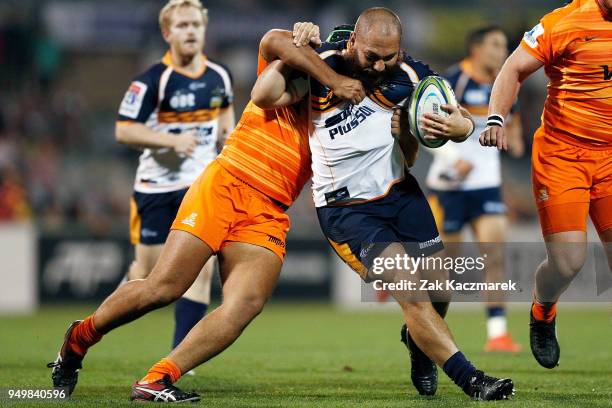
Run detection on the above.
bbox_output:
[140,358,182,384]
[68,316,182,385]
[68,315,103,356]
[532,300,557,323]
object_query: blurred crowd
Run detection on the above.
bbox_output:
[0,4,132,232]
[0,0,557,236]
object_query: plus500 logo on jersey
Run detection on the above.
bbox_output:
[328,106,376,139]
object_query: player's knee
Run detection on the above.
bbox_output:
[240,296,267,319]
[147,280,184,306]
[548,248,586,277]
[225,294,267,321]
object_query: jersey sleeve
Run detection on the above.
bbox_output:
[520,3,575,64]
[117,67,161,123]
[382,56,437,108]
[314,41,345,71]
[315,40,346,54]
[405,56,437,80]
[309,41,345,96]
[214,61,234,108]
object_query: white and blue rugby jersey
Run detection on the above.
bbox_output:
[310,41,435,207]
[426,60,516,191]
[118,52,233,193]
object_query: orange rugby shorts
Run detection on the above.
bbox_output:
[531,128,612,236]
[171,160,290,260]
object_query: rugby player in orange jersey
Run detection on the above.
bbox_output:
[48,23,366,402]
[480,0,612,369]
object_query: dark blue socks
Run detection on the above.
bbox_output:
[442,351,477,394]
[487,306,505,318]
[172,297,208,348]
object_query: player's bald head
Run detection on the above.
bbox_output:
[355,7,402,39]
[345,8,403,89]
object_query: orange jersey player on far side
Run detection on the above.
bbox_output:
[480,0,611,370]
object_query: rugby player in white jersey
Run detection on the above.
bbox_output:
[304,8,515,401]
[426,26,524,353]
[115,0,234,355]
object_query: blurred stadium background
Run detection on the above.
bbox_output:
[0,0,573,311]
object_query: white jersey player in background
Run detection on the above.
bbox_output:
[115,0,234,361]
[426,26,523,352]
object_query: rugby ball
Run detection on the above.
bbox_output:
[408,76,458,148]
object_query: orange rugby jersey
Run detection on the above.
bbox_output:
[216,52,311,207]
[521,0,612,147]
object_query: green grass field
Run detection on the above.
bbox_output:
[1,303,611,407]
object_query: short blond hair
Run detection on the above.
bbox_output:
[159,0,208,32]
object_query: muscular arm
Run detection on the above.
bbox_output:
[481,46,543,150]
[488,47,543,118]
[259,29,364,104]
[259,30,338,87]
[251,60,308,108]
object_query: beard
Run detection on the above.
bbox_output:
[344,51,402,92]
